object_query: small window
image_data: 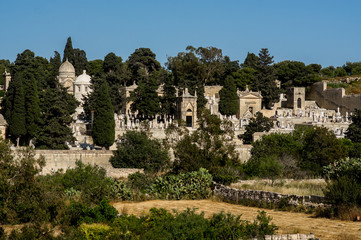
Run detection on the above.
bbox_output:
[297,98,302,108]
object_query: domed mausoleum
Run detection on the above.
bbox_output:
[74,70,92,116]
[57,59,76,94]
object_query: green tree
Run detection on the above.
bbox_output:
[49,51,61,79]
[232,67,256,90]
[73,48,89,75]
[219,76,239,116]
[297,126,347,175]
[63,37,74,63]
[242,52,259,69]
[345,109,361,143]
[127,48,161,83]
[103,52,122,74]
[239,112,273,144]
[130,72,161,120]
[91,80,115,149]
[110,131,170,173]
[88,59,104,77]
[6,77,26,145]
[160,70,177,116]
[174,110,239,175]
[36,88,78,149]
[252,48,280,108]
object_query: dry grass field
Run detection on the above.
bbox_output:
[113,200,361,240]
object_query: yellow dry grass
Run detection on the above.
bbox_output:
[112,200,361,240]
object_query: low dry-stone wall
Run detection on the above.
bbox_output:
[212,182,326,208]
[260,234,318,240]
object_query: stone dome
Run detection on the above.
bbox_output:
[75,70,91,85]
[59,59,75,74]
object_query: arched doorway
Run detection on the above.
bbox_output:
[186,109,193,127]
[297,98,302,109]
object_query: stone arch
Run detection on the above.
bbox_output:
[297,98,302,108]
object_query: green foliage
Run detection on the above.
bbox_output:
[36,87,77,149]
[345,109,361,143]
[247,126,347,178]
[323,176,361,207]
[324,158,361,184]
[62,199,118,227]
[79,223,112,240]
[232,67,256,90]
[219,76,239,116]
[299,126,347,175]
[110,131,170,173]
[91,80,115,149]
[82,208,278,240]
[88,59,104,77]
[239,112,273,144]
[148,168,213,199]
[127,48,161,83]
[58,161,113,204]
[174,110,240,173]
[274,60,321,88]
[129,71,161,119]
[321,66,335,78]
[63,37,89,75]
[252,48,280,108]
[0,141,55,224]
[242,52,259,69]
[210,166,240,185]
[110,179,133,201]
[128,171,155,192]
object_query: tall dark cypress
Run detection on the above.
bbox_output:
[63,37,74,63]
[219,76,239,116]
[8,78,26,145]
[92,80,115,149]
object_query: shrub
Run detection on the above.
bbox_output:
[148,168,213,199]
[79,223,112,240]
[110,179,133,201]
[62,199,118,227]
[59,161,113,204]
[127,171,154,192]
[210,166,240,185]
[110,131,170,173]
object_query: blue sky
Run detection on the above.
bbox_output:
[1,0,361,68]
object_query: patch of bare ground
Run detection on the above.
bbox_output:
[112,200,361,240]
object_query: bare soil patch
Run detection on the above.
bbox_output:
[113,200,361,240]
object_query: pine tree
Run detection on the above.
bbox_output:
[219,76,239,116]
[252,48,280,109]
[92,80,115,149]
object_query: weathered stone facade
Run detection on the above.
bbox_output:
[307,81,361,115]
[34,150,143,178]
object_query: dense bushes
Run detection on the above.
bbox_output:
[148,168,213,199]
[110,131,170,173]
[245,126,348,178]
[322,158,361,219]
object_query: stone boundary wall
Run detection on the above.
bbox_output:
[212,182,326,208]
[307,81,361,115]
[31,150,143,178]
[261,234,318,240]
[252,234,318,240]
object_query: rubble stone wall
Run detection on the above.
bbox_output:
[212,182,326,208]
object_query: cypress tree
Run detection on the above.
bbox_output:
[92,80,115,149]
[219,76,239,116]
[8,77,26,145]
[63,37,74,63]
[23,72,40,143]
[36,88,77,149]
[50,51,61,78]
